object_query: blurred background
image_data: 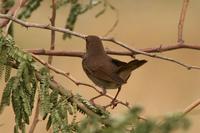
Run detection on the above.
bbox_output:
[1,0,200,132]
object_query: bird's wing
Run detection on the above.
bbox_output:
[84,59,125,85]
[91,66,126,85]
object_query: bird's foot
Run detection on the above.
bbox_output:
[110,99,119,109]
[103,99,119,109]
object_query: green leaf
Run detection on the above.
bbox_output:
[0,77,15,113]
[39,67,51,116]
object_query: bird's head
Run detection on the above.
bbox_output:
[85,35,105,55]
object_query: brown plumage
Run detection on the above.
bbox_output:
[82,35,147,106]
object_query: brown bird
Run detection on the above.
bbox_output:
[82,35,147,106]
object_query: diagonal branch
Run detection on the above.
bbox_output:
[183,98,200,116]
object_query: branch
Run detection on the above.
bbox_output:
[0,13,200,70]
[25,43,200,57]
[178,0,190,43]
[48,0,56,64]
[29,98,40,133]
[183,98,200,116]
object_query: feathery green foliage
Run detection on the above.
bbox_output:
[0,34,37,132]
[0,77,15,113]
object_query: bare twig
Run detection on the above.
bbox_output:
[183,98,200,116]
[178,0,190,43]
[48,0,56,64]
[29,98,40,133]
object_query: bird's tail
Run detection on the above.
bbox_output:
[118,59,147,73]
[127,59,147,70]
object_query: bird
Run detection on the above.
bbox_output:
[82,35,147,106]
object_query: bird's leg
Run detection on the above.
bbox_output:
[89,89,107,105]
[111,86,121,107]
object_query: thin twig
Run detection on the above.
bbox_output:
[48,0,56,64]
[183,98,200,116]
[29,98,40,133]
[178,0,190,43]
